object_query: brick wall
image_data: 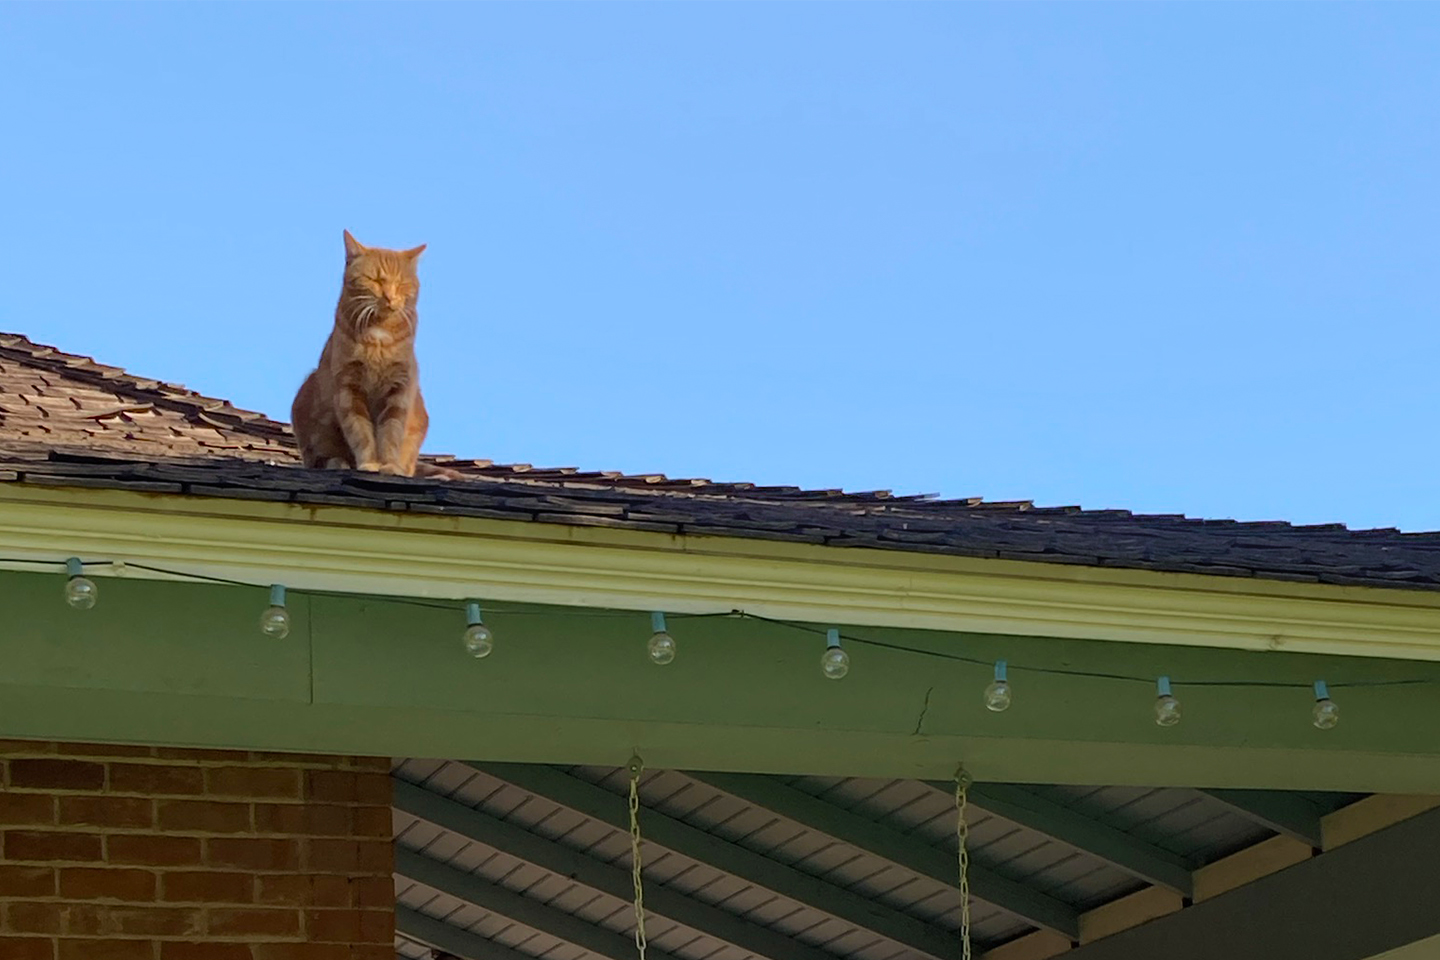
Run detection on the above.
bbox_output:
[0,740,394,959]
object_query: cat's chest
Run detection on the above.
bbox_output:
[339,331,414,385]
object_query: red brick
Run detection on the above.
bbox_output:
[354,773,389,806]
[303,839,359,874]
[0,938,51,960]
[207,906,302,936]
[5,900,62,934]
[256,875,349,908]
[8,759,105,791]
[303,907,392,943]
[351,806,391,839]
[254,803,350,837]
[0,792,57,825]
[249,751,337,765]
[64,903,202,937]
[157,800,251,834]
[108,834,202,867]
[349,876,395,907]
[59,867,157,901]
[59,795,154,829]
[348,756,393,771]
[161,870,253,903]
[304,907,359,942]
[306,771,388,805]
[348,949,395,960]
[205,767,301,799]
[303,770,355,803]
[206,837,300,871]
[0,739,57,754]
[4,830,103,862]
[251,946,352,960]
[109,763,204,796]
[162,945,252,960]
[57,742,153,758]
[154,747,243,762]
[0,864,56,897]
[58,940,155,960]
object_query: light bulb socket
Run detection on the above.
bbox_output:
[1157,676,1173,697]
[994,660,1008,682]
[269,584,287,608]
[1314,680,1330,701]
[466,602,484,627]
[826,628,841,650]
[66,557,84,578]
[651,611,667,634]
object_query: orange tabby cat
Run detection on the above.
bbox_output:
[292,230,440,477]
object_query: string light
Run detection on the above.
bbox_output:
[463,601,494,658]
[7,556,1433,722]
[983,660,1011,712]
[1154,676,1181,727]
[1312,680,1339,729]
[647,612,676,665]
[820,628,850,680]
[63,557,97,610]
[259,584,291,639]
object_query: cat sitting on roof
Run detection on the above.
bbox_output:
[291,230,457,479]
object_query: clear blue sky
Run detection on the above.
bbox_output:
[3,4,1437,530]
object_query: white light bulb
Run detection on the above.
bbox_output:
[648,631,676,665]
[821,646,850,679]
[63,558,96,610]
[463,623,494,658]
[259,606,290,639]
[65,576,97,610]
[463,602,493,658]
[259,584,290,639]
[821,629,849,679]
[647,612,675,665]
[984,660,1011,712]
[1312,681,1338,730]
[1154,695,1181,727]
[1154,676,1181,727]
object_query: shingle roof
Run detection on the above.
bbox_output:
[4,332,1440,591]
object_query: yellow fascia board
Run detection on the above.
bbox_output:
[1,484,1438,661]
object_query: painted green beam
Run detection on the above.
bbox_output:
[6,571,1440,792]
[1199,789,1325,847]
[689,771,1079,938]
[393,778,837,960]
[398,905,509,960]
[475,762,959,960]
[921,781,1195,896]
[397,847,685,960]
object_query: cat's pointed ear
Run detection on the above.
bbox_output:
[342,230,367,259]
[401,243,427,261]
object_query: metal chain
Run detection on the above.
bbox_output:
[628,755,648,960]
[955,765,973,960]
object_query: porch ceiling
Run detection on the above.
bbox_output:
[388,760,1371,960]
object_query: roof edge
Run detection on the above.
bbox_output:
[3,481,1438,663]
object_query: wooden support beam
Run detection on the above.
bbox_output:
[1060,806,1440,960]
[393,778,830,960]
[397,847,683,960]
[475,763,960,960]
[690,771,1080,938]
[398,906,515,960]
[1200,789,1324,847]
[928,781,1194,896]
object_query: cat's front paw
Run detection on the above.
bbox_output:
[376,464,408,476]
[355,460,382,472]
